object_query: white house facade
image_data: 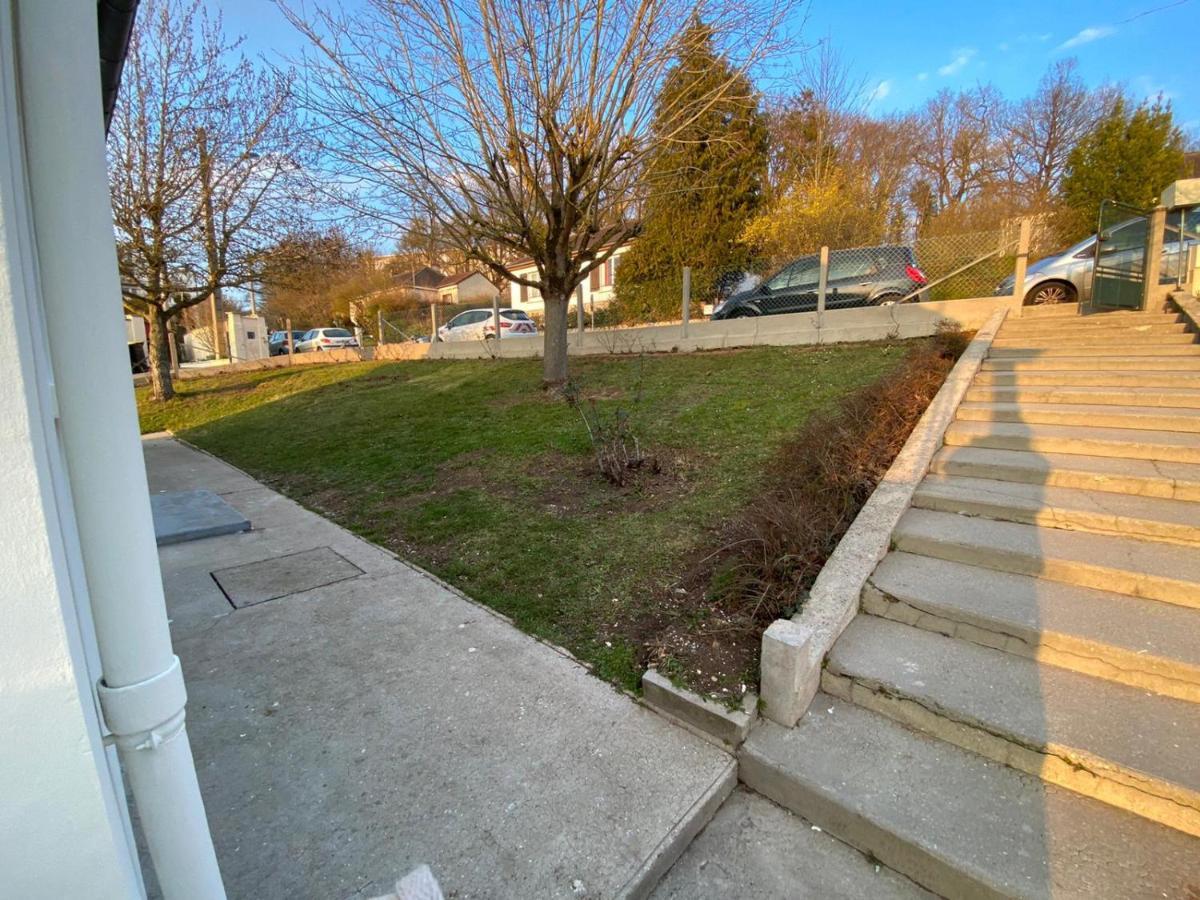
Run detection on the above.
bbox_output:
[0,2,224,896]
[509,243,630,313]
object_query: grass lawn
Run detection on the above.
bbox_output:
[138,345,906,696]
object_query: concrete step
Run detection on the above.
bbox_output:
[955,400,1200,432]
[973,369,1200,388]
[989,343,1200,358]
[992,332,1197,349]
[740,698,1200,900]
[1000,313,1185,332]
[942,419,1200,463]
[912,473,1200,545]
[893,507,1200,607]
[1014,302,1082,318]
[997,322,1188,340]
[822,617,1200,836]
[983,355,1200,371]
[964,383,1200,408]
[929,445,1200,501]
[864,551,1200,701]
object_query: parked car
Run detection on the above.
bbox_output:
[437,308,539,342]
[268,330,307,356]
[996,209,1200,305]
[294,327,359,352]
[711,245,928,319]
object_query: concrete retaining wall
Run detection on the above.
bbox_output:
[757,308,1010,727]
[428,295,1020,361]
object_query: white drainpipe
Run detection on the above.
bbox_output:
[14,2,225,897]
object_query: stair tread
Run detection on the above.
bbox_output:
[869,551,1200,680]
[742,698,1200,900]
[983,356,1200,370]
[930,445,1200,498]
[975,371,1200,385]
[828,616,1200,800]
[897,506,1200,583]
[966,385,1200,407]
[914,472,1200,533]
[944,418,1200,449]
[959,399,1200,418]
[989,344,1200,355]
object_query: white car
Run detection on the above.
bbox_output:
[295,327,359,352]
[437,308,538,342]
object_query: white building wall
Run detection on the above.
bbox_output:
[0,2,142,892]
[509,244,629,312]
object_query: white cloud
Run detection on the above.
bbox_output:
[1057,25,1116,50]
[869,80,893,103]
[916,72,928,82]
[937,48,977,77]
[997,41,1010,52]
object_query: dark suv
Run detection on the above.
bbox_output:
[712,245,928,319]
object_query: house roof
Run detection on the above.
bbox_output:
[391,266,446,289]
[505,240,630,272]
[435,270,490,288]
[98,0,139,134]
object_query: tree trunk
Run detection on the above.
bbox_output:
[147,307,175,401]
[542,294,570,388]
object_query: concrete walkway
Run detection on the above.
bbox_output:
[142,436,734,900]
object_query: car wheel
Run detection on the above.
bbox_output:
[873,293,905,306]
[727,306,759,318]
[1023,281,1076,306]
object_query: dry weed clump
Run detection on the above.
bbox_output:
[703,327,968,626]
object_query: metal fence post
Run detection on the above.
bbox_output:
[1143,206,1166,310]
[376,308,385,346]
[576,284,585,348]
[1011,218,1032,314]
[816,246,829,329]
[286,316,294,362]
[492,294,501,358]
[681,266,691,338]
[430,303,440,342]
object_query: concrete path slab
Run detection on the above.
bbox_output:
[150,488,250,545]
[649,788,933,900]
[141,437,734,900]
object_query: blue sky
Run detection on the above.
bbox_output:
[213,0,1199,133]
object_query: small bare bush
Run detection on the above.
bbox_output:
[563,363,654,486]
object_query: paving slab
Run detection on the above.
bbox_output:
[150,488,250,545]
[649,788,933,900]
[142,437,734,900]
[211,546,363,608]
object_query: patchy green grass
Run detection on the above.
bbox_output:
[139,346,906,692]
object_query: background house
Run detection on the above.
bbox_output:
[435,271,498,305]
[509,242,630,313]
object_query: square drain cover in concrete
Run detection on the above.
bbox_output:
[213,547,363,609]
[152,489,250,546]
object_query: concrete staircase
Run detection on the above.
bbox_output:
[741,301,1200,898]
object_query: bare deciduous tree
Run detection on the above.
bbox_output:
[1004,58,1112,203]
[911,86,1007,215]
[108,0,301,400]
[279,0,793,387]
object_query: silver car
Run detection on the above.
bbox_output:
[997,210,1200,305]
[294,327,360,352]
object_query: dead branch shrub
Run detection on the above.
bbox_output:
[703,330,967,624]
[563,360,655,486]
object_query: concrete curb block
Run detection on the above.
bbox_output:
[615,757,737,900]
[1169,289,1200,335]
[641,669,757,750]
[759,309,1009,726]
